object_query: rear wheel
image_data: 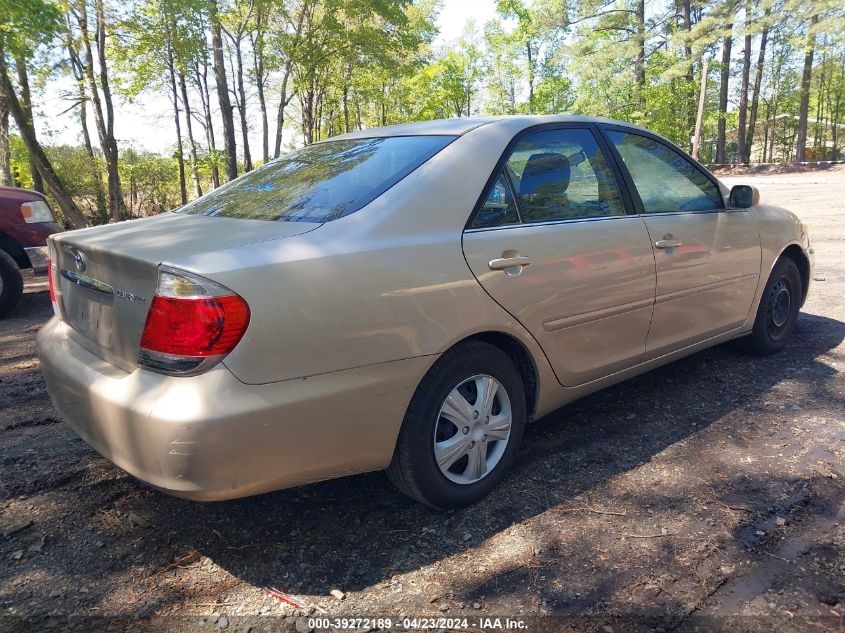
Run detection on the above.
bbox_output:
[749,257,802,355]
[387,340,526,509]
[0,249,24,319]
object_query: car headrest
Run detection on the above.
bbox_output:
[520,152,571,196]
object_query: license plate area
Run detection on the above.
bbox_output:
[60,269,115,350]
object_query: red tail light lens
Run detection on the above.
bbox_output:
[140,295,250,356]
[139,267,250,376]
[47,258,60,317]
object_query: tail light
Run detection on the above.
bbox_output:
[47,258,60,317]
[139,267,250,376]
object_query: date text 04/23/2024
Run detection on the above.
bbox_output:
[306,617,528,630]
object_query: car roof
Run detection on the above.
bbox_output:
[330,115,647,140]
[0,186,47,202]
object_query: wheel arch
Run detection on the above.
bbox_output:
[452,330,540,421]
[0,232,28,269]
[778,243,811,307]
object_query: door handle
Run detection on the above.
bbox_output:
[655,239,683,249]
[488,255,532,271]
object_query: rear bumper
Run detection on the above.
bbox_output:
[37,318,431,500]
[24,245,49,274]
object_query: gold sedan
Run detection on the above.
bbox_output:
[37,116,813,508]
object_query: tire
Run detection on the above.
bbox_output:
[387,340,526,509]
[749,257,802,355]
[0,249,24,319]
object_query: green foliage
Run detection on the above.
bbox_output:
[0,0,62,54]
[2,0,844,221]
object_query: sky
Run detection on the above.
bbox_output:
[38,0,498,156]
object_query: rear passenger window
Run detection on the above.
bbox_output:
[505,128,624,223]
[472,172,519,228]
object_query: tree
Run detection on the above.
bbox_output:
[744,5,770,163]
[69,0,127,220]
[736,0,751,164]
[14,53,43,191]
[221,0,254,171]
[715,0,735,164]
[795,11,818,162]
[1,0,88,227]
[65,20,108,220]
[0,35,12,186]
[208,0,238,180]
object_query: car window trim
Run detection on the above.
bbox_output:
[596,123,725,215]
[464,213,635,233]
[464,122,636,231]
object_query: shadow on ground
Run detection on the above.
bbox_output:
[1,296,843,620]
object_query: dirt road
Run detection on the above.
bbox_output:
[1,168,843,632]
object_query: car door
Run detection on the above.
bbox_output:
[462,125,657,387]
[600,126,762,356]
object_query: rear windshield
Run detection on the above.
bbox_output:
[179,135,455,222]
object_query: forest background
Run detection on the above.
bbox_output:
[0,0,841,227]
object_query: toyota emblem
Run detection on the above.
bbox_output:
[73,249,87,272]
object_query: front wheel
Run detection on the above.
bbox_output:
[387,341,526,509]
[749,257,803,355]
[0,249,24,319]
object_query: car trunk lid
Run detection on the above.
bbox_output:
[51,213,319,372]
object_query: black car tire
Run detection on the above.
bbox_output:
[0,249,24,319]
[387,340,526,509]
[749,257,802,355]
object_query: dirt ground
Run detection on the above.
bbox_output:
[0,167,843,633]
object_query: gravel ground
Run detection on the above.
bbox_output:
[0,167,843,632]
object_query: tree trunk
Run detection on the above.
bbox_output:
[194,62,219,188]
[830,54,844,160]
[526,41,534,114]
[14,53,43,192]
[0,69,87,228]
[178,70,202,198]
[167,41,187,206]
[273,3,307,157]
[796,13,818,163]
[250,19,269,164]
[0,36,10,186]
[683,0,695,145]
[273,61,293,158]
[66,27,107,221]
[813,40,828,156]
[692,61,709,161]
[635,0,646,104]
[208,0,238,181]
[78,0,126,221]
[232,41,252,172]
[715,10,734,164]
[767,46,783,162]
[0,106,10,187]
[745,12,769,163]
[736,0,752,164]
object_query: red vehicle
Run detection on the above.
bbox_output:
[0,186,62,317]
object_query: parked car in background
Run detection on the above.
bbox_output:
[0,187,61,317]
[37,116,813,508]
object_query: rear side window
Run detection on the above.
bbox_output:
[180,135,455,222]
[473,172,520,228]
[475,127,625,226]
[606,130,723,213]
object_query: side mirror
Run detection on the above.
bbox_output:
[728,184,760,209]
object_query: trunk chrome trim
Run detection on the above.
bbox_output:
[60,269,114,296]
